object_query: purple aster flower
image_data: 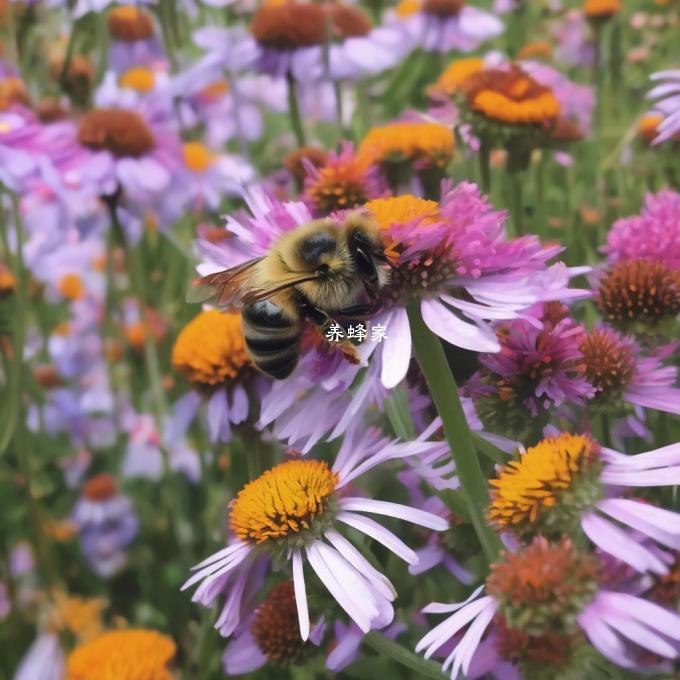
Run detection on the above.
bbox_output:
[551,9,594,68]
[603,189,680,270]
[647,69,680,144]
[71,474,139,577]
[466,302,595,436]
[182,425,448,639]
[105,5,165,73]
[417,538,680,678]
[392,0,504,54]
[366,185,589,388]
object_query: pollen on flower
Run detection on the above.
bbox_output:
[107,5,155,41]
[364,195,440,232]
[172,310,249,387]
[487,537,599,636]
[488,433,600,531]
[583,0,621,18]
[461,66,560,125]
[251,581,313,664]
[118,66,156,93]
[66,629,176,680]
[395,0,420,17]
[229,459,338,544]
[58,273,85,301]
[305,153,373,212]
[596,259,680,328]
[429,57,485,97]
[580,328,636,394]
[83,474,119,502]
[250,3,326,49]
[358,122,454,169]
[77,108,155,158]
[182,141,214,173]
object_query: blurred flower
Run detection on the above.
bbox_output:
[467,302,594,437]
[551,9,594,68]
[427,56,485,99]
[489,432,680,574]
[106,4,164,72]
[71,474,139,577]
[248,1,326,79]
[603,189,680,270]
[392,0,503,53]
[583,0,621,20]
[363,187,588,388]
[171,309,255,442]
[183,427,448,639]
[66,629,176,680]
[417,537,680,677]
[580,327,680,415]
[647,70,680,144]
[303,142,387,214]
[358,121,454,171]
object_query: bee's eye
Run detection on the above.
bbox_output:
[316,263,330,274]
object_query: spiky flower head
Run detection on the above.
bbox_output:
[487,537,599,637]
[488,434,602,536]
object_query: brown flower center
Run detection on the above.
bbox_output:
[251,581,313,665]
[325,3,373,38]
[580,329,636,393]
[596,259,680,327]
[107,5,154,41]
[423,0,465,17]
[78,109,155,158]
[251,3,326,49]
[284,145,329,182]
[83,474,118,501]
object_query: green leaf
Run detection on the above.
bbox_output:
[363,633,447,679]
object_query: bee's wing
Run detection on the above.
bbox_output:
[186,258,265,308]
[187,258,320,309]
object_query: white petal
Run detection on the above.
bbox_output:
[339,498,449,531]
[292,550,310,641]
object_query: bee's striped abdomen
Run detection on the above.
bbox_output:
[242,300,302,380]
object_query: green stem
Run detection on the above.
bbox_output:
[478,143,491,194]
[364,632,446,679]
[286,72,306,147]
[407,303,502,563]
[384,385,416,441]
[0,191,27,456]
[59,20,79,93]
[334,80,345,141]
[508,171,524,236]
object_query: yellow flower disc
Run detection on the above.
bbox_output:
[67,629,176,680]
[172,310,249,387]
[488,433,598,529]
[229,459,338,543]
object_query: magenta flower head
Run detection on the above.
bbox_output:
[182,424,448,640]
[466,302,595,438]
[603,189,680,271]
[417,537,680,678]
[363,185,589,388]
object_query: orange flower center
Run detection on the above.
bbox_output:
[172,310,249,386]
[67,629,176,680]
[251,3,326,49]
[58,273,85,301]
[118,66,156,93]
[182,141,214,173]
[107,5,155,41]
[83,474,118,501]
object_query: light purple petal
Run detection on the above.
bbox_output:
[338,498,449,531]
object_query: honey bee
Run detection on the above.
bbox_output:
[188,213,392,379]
